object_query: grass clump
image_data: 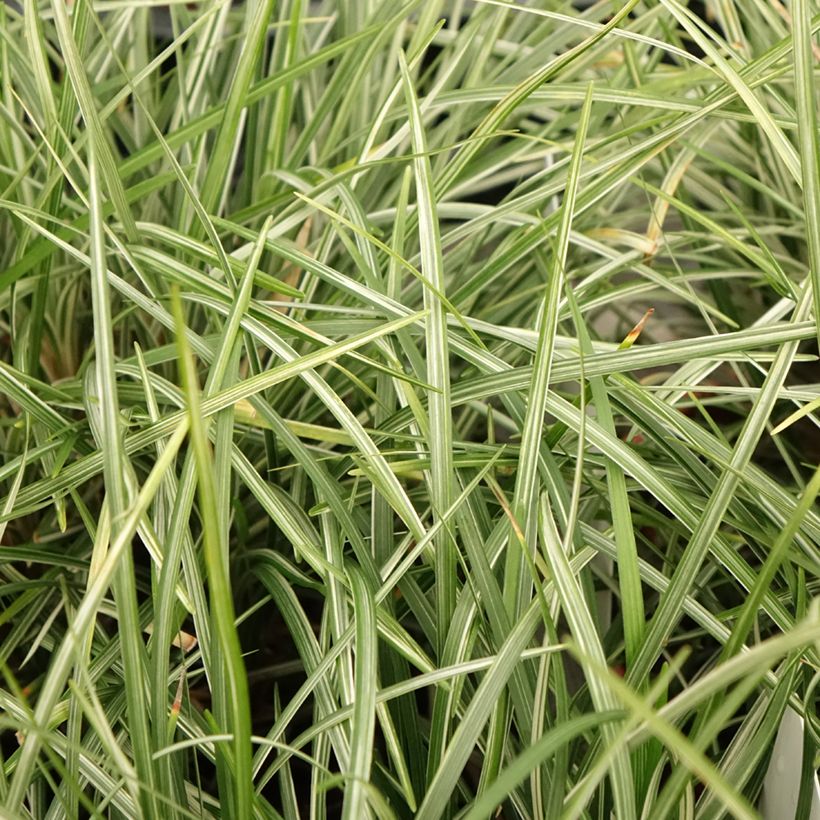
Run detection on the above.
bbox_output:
[0,1,819,817]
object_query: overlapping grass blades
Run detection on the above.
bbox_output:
[0,1,818,818]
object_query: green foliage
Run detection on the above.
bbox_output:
[0,1,818,817]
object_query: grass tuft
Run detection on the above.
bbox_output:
[0,2,818,818]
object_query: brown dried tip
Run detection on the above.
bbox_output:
[173,631,198,653]
[622,307,655,348]
[171,671,185,719]
[143,623,198,653]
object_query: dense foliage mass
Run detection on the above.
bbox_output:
[0,1,819,817]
